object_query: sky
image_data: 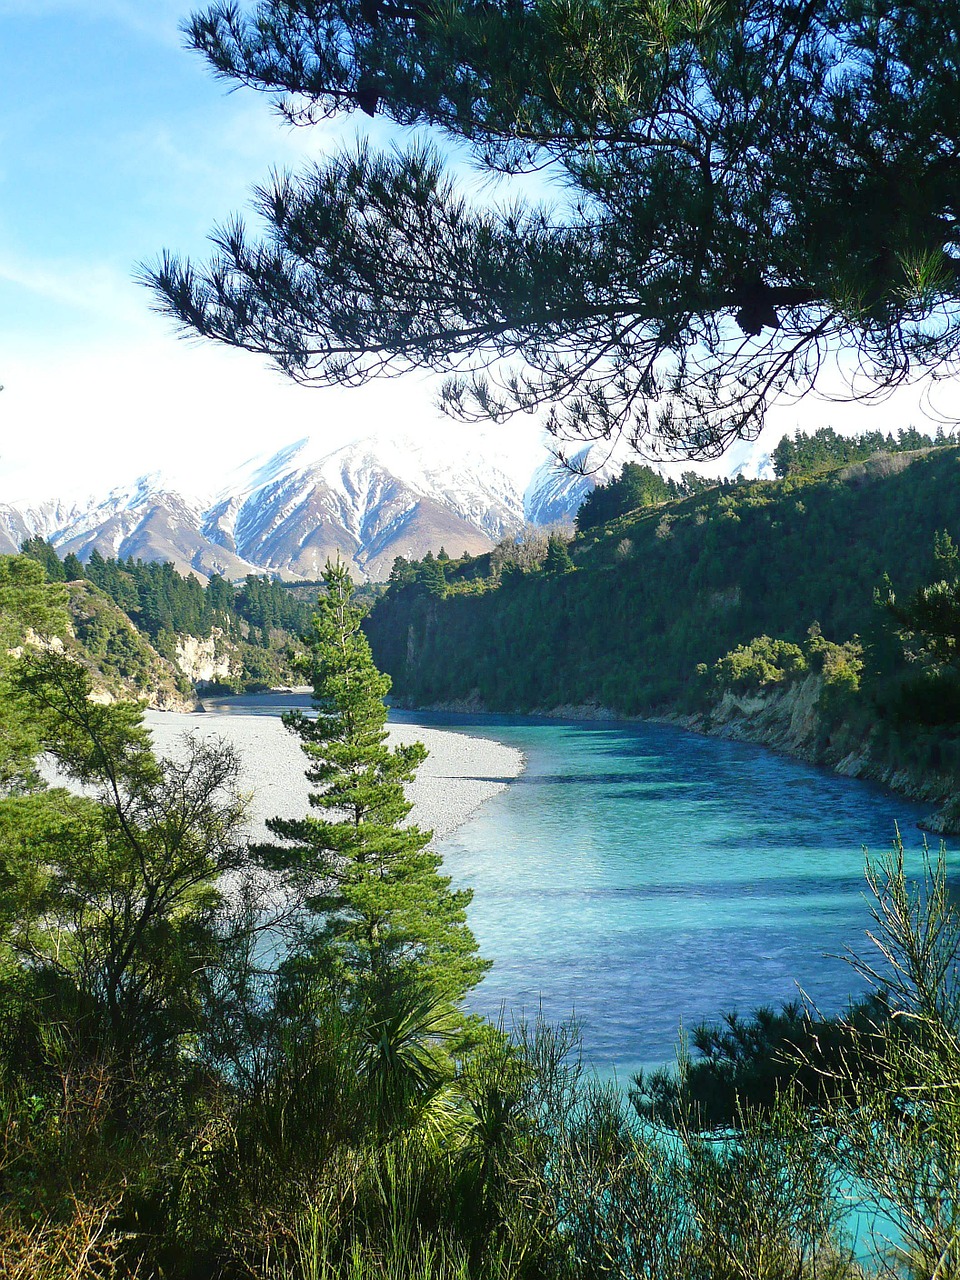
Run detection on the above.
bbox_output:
[1,1,958,504]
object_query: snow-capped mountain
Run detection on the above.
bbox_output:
[524,446,622,526]
[1,432,614,581]
[0,497,85,555]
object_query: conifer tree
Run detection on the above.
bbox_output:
[151,0,960,458]
[543,535,573,575]
[62,551,85,582]
[260,559,487,1002]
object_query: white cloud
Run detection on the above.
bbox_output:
[0,326,526,504]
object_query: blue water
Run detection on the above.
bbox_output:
[207,696,950,1081]
[389,711,949,1082]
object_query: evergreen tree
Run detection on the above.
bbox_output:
[417,555,448,597]
[575,463,677,532]
[20,537,65,582]
[543,535,573,575]
[62,551,84,581]
[260,560,487,1003]
[151,0,960,456]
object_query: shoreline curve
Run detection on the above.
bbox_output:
[143,709,526,842]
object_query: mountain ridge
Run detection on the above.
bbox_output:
[0,433,628,581]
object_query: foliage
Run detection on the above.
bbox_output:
[711,635,807,692]
[259,560,487,1004]
[542,535,573,576]
[7,553,960,1275]
[877,529,960,729]
[771,425,957,479]
[66,581,193,704]
[2,648,247,1076]
[366,445,960,719]
[79,551,312,646]
[0,555,70,795]
[807,833,960,1278]
[149,0,960,457]
[574,464,700,532]
[632,993,896,1131]
[21,540,315,690]
[19,536,67,582]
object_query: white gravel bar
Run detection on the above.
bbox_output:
[143,709,525,842]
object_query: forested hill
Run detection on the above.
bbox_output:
[14,542,343,694]
[364,445,960,715]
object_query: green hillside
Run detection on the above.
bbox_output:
[365,446,960,714]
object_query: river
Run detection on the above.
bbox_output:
[179,697,947,1082]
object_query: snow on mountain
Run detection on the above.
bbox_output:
[0,498,85,555]
[200,433,535,579]
[37,477,262,581]
[0,429,706,581]
[523,446,622,526]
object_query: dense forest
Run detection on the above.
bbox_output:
[366,443,960,826]
[771,425,958,478]
[21,538,314,641]
[367,443,960,711]
[18,540,325,693]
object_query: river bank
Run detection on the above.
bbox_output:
[648,676,960,838]
[393,685,959,835]
[143,706,526,841]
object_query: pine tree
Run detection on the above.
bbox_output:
[151,0,960,457]
[62,552,84,582]
[260,559,487,1003]
[19,537,65,582]
[543,535,574,575]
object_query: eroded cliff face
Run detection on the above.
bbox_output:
[174,631,239,686]
[706,676,824,756]
[65,583,198,712]
[673,674,959,834]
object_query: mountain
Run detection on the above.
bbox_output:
[50,476,262,581]
[523,446,621,526]
[365,444,960,716]
[1,432,620,581]
[0,498,84,557]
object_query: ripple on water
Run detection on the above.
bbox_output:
[192,700,953,1080]
[412,714,951,1079]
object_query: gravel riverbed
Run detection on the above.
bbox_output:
[143,710,525,841]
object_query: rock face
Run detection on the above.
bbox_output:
[674,674,960,835]
[174,631,239,686]
[65,583,197,711]
[2,434,613,582]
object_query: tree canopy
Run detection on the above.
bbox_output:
[260,559,487,1003]
[148,0,960,459]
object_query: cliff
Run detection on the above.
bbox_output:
[66,582,197,711]
[174,630,241,686]
[662,674,960,835]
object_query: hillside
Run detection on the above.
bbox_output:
[367,447,959,706]
[365,446,960,825]
[64,582,197,710]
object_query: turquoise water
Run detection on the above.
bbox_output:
[390,711,948,1082]
[205,696,949,1080]
[201,698,950,1261]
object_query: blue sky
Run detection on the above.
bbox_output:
[0,0,467,501]
[1,1,957,503]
